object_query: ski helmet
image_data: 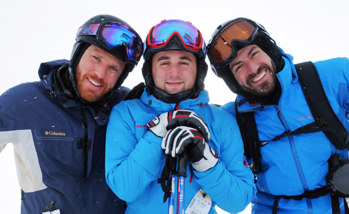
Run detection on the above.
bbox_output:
[69,14,143,104]
[207,17,284,96]
[142,19,208,103]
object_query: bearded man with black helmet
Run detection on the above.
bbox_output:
[105,19,256,214]
[207,17,349,214]
[0,14,143,213]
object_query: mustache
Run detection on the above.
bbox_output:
[165,78,183,82]
[246,64,271,83]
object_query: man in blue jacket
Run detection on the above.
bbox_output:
[207,17,349,213]
[105,19,256,214]
[0,14,143,214]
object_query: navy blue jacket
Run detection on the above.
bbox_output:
[0,60,128,214]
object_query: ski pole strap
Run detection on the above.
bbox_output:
[175,151,188,178]
[158,153,189,203]
[158,156,177,203]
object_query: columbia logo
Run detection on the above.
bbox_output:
[45,131,66,136]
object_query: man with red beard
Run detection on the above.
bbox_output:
[207,17,349,214]
[0,14,143,214]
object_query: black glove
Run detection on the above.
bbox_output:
[161,126,218,172]
[147,110,210,141]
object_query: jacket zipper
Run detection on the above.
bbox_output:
[81,106,91,177]
[276,107,313,213]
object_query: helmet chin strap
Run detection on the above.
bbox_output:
[151,86,196,104]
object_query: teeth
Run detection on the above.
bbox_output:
[252,71,266,83]
[88,78,101,86]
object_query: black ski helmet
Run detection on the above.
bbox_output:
[207,17,284,96]
[142,19,208,103]
[69,14,143,104]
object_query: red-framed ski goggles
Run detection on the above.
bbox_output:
[208,18,260,66]
[146,19,204,53]
[76,22,143,63]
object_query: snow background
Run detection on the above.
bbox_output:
[0,0,348,213]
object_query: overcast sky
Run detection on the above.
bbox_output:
[1,0,348,213]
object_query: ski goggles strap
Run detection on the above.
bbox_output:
[147,19,204,52]
[77,22,143,63]
[209,18,259,65]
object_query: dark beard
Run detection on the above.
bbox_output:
[241,61,277,96]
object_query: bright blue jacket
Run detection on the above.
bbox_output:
[0,60,128,214]
[222,51,349,214]
[105,89,256,214]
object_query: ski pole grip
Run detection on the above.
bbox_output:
[177,151,188,177]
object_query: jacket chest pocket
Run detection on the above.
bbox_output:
[34,129,75,141]
[33,129,86,176]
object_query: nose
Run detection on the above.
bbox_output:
[94,64,108,79]
[168,64,181,77]
[245,61,259,75]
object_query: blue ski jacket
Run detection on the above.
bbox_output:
[222,50,349,214]
[0,60,128,214]
[105,89,256,214]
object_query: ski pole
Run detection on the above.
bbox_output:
[167,156,177,214]
[176,151,188,214]
[168,174,175,214]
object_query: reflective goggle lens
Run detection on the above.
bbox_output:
[77,23,143,62]
[150,20,202,49]
[101,23,143,61]
[210,19,257,64]
[77,23,100,36]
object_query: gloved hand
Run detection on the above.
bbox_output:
[191,144,219,172]
[147,110,210,140]
[146,112,170,138]
[161,126,218,172]
[162,126,204,159]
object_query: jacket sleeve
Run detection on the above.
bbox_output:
[336,58,349,116]
[314,57,349,115]
[193,109,256,213]
[0,88,17,153]
[105,102,165,202]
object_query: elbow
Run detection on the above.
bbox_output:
[237,184,257,212]
[105,170,139,203]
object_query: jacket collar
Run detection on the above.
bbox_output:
[140,88,209,113]
[38,59,120,124]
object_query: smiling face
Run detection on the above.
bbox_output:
[76,45,125,102]
[229,44,277,96]
[152,50,197,94]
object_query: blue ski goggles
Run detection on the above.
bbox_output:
[77,22,143,63]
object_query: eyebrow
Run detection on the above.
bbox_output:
[156,55,192,62]
[156,56,170,62]
[230,46,258,70]
[179,56,192,61]
[248,46,258,57]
